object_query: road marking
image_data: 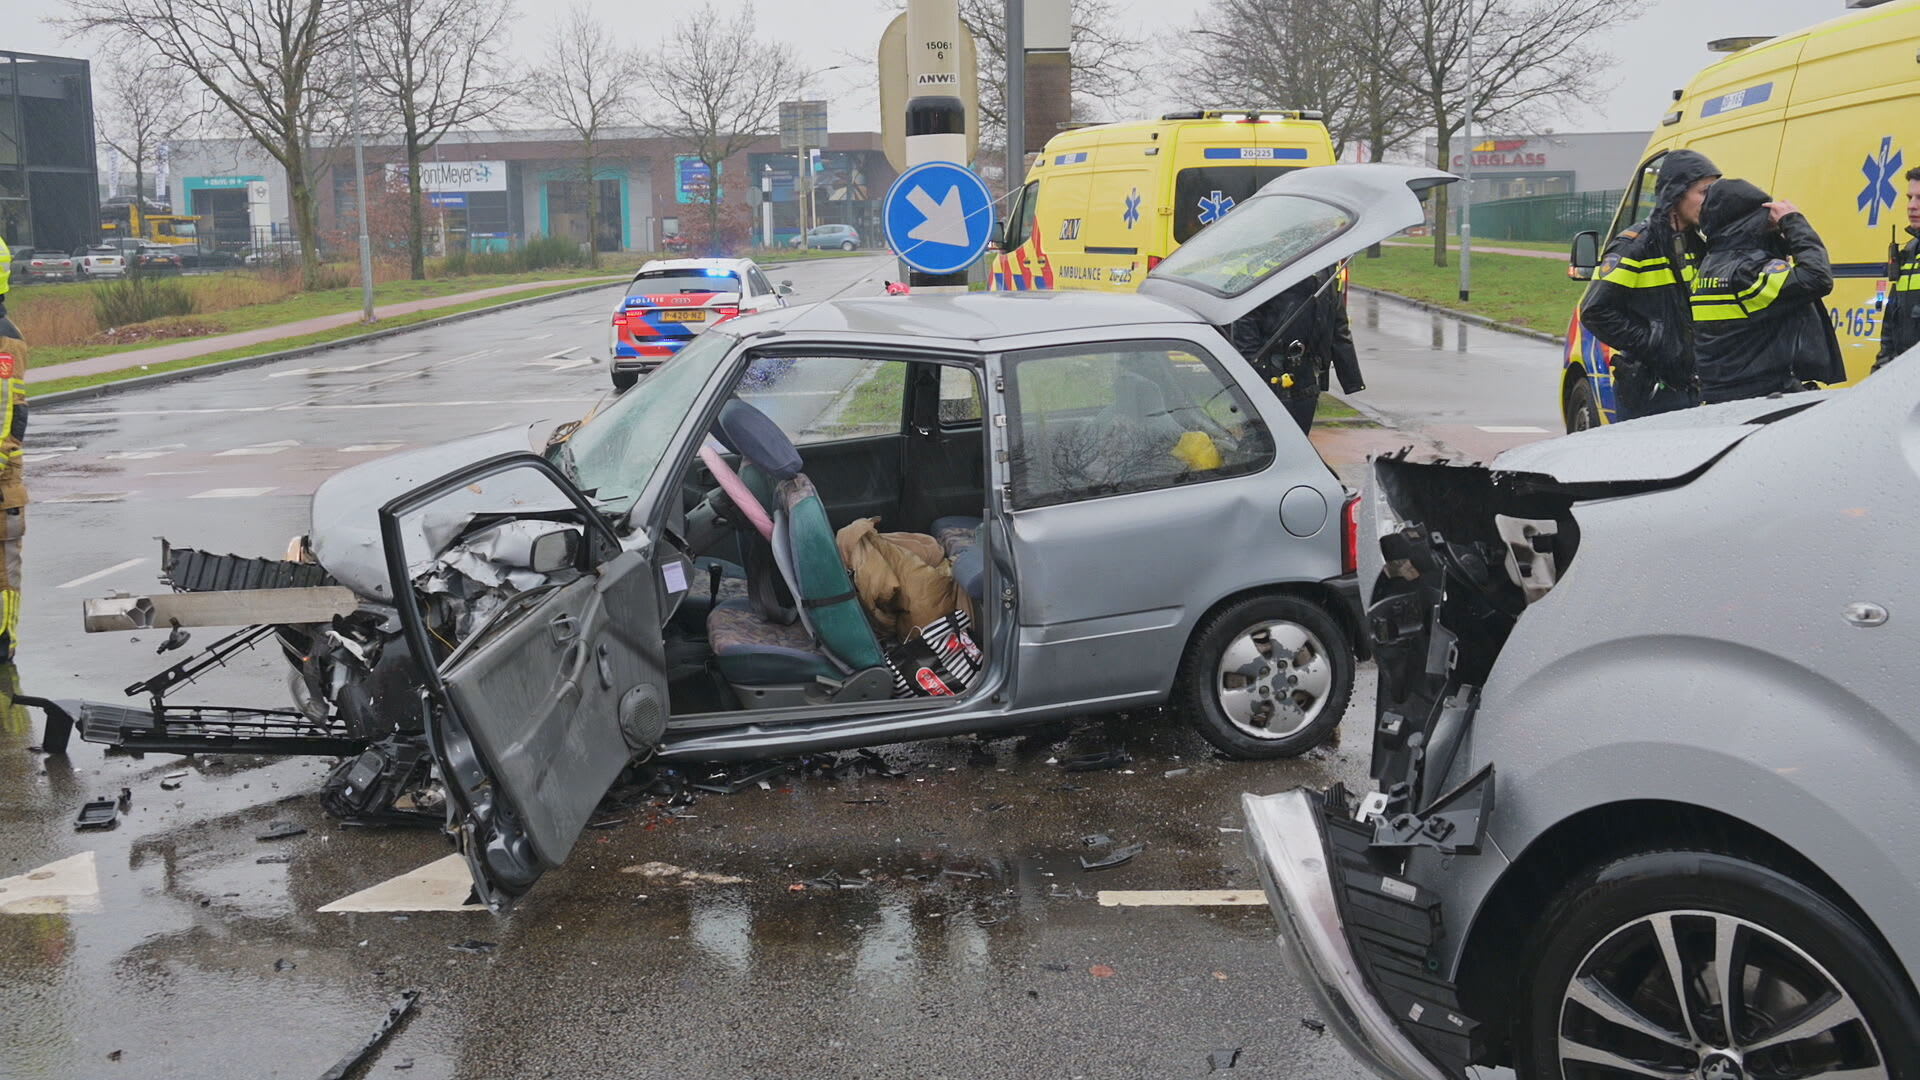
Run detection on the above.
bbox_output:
[215,440,299,457]
[526,332,554,342]
[57,557,147,589]
[0,851,101,915]
[1095,890,1267,907]
[341,443,403,453]
[47,407,280,419]
[144,469,207,477]
[189,487,278,499]
[541,346,581,360]
[267,351,422,378]
[317,854,484,913]
[1476,425,1549,434]
[21,445,79,463]
[40,492,130,504]
[104,450,174,460]
[302,397,597,412]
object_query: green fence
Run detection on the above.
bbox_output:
[1463,189,1626,243]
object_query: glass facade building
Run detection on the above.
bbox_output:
[0,51,99,253]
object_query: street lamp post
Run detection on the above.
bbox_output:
[1459,31,1475,303]
[348,1,376,322]
[761,165,774,248]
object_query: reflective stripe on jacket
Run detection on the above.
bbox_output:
[1876,232,1920,371]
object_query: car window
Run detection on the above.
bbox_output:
[735,354,909,444]
[1173,165,1302,244]
[939,365,982,425]
[1005,341,1275,510]
[1152,194,1352,297]
[1607,153,1666,240]
[747,268,773,295]
[627,270,741,296]
[559,329,736,512]
[1008,181,1039,246]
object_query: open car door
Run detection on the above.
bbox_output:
[1137,163,1458,326]
[381,452,671,910]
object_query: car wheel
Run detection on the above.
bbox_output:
[1176,594,1353,759]
[1519,849,1920,1080]
[841,240,856,251]
[1566,377,1603,433]
[612,372,638,393]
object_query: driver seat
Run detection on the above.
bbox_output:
[703,401,894,707]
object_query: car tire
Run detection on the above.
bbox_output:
[1175,593,1352,759]
[1518,849,1920,1080]
[612,372,638,394]
[1566,376,1602,433]
[841,240,856,251]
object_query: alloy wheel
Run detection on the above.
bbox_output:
[1213,620,1333,740]
[1556,909,1888,1079]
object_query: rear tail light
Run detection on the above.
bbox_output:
[1146,255,1162,272]
[712,306,740,322]
[1341,491,1361,576]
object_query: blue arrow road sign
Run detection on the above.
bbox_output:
[883,161,996,275]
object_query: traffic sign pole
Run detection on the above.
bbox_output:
[904,0,971,289]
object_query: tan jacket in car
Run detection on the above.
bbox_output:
[835,518,974,642]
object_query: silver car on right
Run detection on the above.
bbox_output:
[1245,361,1920,1079]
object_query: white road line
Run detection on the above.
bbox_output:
[526,332,554,342]
[1095,890,1268,907]
[267,351,422,378]
[341,443,403,453]
[40,492,130,504]
[57,557,147,590]
[215,440,300,457]
[189,486,278,499]
[541,346,581,360]
[317,854,485,913]
[1476,425,1549,434]
[22,445,79,463]
[144,469,207,476]
[542,358,595,372]
[0,852,101,915]
[104,450,173,460]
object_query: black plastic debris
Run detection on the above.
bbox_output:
[157,619,191,655]
[447,939,496,954]
[317,988,420,1080]
[981,801,1012,812]
[160,771,188,791]
[273,958,296,972]
[855,748,908,778]
[393,1060,414,1071]
[76,798,119,831]
[257,853,294,865]
[688,760,788,795]
[585,816,627,830]
[843,797,888,805]
[1079,842,1144,871]
[1040,962,1071,972]
[1058,749,1133,772]
[1300,1017,1326,1034]
[1207,1048,1241,1072]
[117,787,132,809]
[1081,833,1113,848]
[257,821,307,841]
[940,868,988,880]
[801,870,872,891]
[107,1050,123,1062]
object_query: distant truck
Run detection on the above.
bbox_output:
[99,201,201,247]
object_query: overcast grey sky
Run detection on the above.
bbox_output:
[16,0,1851,138]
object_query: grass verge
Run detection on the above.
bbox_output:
[1350,245,1578,335]
[1316,395,1365,422]
[30,282,596,397]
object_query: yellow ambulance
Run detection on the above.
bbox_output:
[990,109,1338,292]
[1564,0,1920,429]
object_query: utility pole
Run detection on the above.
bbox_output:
[1458,29,1474,303]
[1004,0,1024,195]
[761,165,774,248]
[349,0,376,322]
[905,0,969,289]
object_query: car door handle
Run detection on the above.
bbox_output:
[549,614,578,645]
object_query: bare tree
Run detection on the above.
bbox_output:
[525,4,643,268]
[1370,0,1647,265]
[1183,0,1367,154]
[63,0,350,287]
[96,54,201,215]
[639,5,798,253]
[361,0,522,279]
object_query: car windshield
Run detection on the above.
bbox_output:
[627,270,739,296]
[1153,193,1353,295]
[554,329,735,512]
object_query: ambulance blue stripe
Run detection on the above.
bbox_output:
[1202,147,1310,160]
[1053,152,1090,165]
[1699,81,1773,119]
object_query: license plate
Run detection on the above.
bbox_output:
[660,310,705,323]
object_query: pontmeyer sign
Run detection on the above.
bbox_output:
[383,160,508,193]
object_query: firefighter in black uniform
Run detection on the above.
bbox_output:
[1875,165,1920,372]
[1689,180,1844,403]
[1580,150,1720,420]
[1228,265,1364,434]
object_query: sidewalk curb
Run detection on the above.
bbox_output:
[1350,285,1564,346]
[33,279,626,409]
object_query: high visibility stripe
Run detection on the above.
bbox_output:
[1617,256,1671,269]
[1742,268,1791,312]
[1692,303,1751,322]
[1601,266,1679,288]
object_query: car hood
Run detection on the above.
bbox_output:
[310,422,551,601]
[1490,395,1820,486]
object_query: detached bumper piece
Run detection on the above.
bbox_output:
[1243,786,1484,1080]
[49,698,365,756]
[162,543,336,592]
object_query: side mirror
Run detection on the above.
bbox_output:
[777,281,794,295]
[529,528,581,574]
[1568,230,1601,281]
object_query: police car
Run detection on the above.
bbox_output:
[609,258,793,391]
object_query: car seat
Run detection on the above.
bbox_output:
[703,400,895,707]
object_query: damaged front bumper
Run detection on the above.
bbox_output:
[1243,785,1485,1080]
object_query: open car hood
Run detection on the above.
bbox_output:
[1489,395,1820,486]
[1138,164,1458,326]
[310,422,553,601]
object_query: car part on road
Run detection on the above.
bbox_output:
[1206,1048,1241,1072]
[319,736,443,826]
[1079,842,1144,871]
[75,798,120,830]
[257,821,307,841]
[1179,594,1353,759]
[316,988,421,1080]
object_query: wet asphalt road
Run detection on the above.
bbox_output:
[0,256,1555,1079]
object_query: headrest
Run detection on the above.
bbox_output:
[716,399,803,481]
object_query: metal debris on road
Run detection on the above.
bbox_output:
[447,939,496,954]
[316,988,421,1080]
[1301,1017,1326,1034]
[160,771,188,791]
[75,798,119,831]
[1057,749,1134,772]
[273,958,296,971]
[1079,843,1144,871]
[256,821,307,841]
[1207,1047,1242,1071]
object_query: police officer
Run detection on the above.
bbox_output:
[1874,165,1920,372]
[1581,150,1720,419]
[0,234,23,663]
[1689,180,1843,403]
[1228,265,1364,434]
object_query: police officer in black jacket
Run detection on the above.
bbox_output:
[1580,150,1720,419]
[1228,265,1364,434]
[1874,165,1920,372]
[1689,180,1844,403]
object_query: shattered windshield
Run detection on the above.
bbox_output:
[1153,194,1353,296]
[556,329,735,512]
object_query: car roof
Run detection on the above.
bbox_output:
[746,290,1206,346]
[634,258,754,276]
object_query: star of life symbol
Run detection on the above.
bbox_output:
[1123,188,1142,229]
[1197,190,1235,225]
[1859,135,1904,228]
